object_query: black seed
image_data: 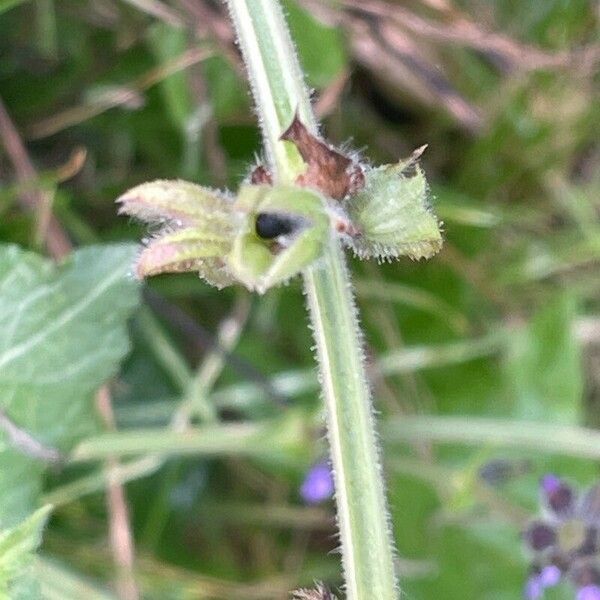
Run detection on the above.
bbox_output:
[255,212,297,239]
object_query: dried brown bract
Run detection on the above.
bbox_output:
[280,113,364,200]
[249,163,273,185]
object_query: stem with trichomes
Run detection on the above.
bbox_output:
[226,1,398,597]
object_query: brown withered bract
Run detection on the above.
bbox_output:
[250,164,273,185]
[280,113,364,200]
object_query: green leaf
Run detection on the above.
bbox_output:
[147,23,194,133]
[0,244,139,525]
[0,0,29,15]
[505,293,583,421]
[35,557,118,600]
[0,505,52,599]
[284,0,347,88]
[405,521,528,599]
[203,55,249,121]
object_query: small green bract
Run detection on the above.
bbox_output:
[343,161,442,260]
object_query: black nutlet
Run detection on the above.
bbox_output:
[255,212,297,239]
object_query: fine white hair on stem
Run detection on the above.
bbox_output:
[225,2,400,597]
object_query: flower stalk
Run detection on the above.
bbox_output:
[226,1,399,597]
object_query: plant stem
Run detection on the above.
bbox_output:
[226,1,398,597]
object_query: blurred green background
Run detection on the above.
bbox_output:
[0,0,599,598]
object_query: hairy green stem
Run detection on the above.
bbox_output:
[226,1,398,597]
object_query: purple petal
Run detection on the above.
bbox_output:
[524,521,556,551]
[524,575,543,600]
[541,474,576,517]
[578,526,599,556]
[578,585,600,600]
[539,565,561,587]
[579,485,600,525]
[301,463,334,504]
[570,562,600,588]
[541,474,561,495]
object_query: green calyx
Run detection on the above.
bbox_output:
[118,180,331,293]
[229,184,330,293]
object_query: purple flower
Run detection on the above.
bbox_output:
[301,462,334,504]
[523,474,600,598]
[578,585,600,600]
[524,574,543,599]
[524,566,561,599]
[539,565,561,587]
[524,476,600,560]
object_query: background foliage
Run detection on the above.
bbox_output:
[0,0,598,598]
